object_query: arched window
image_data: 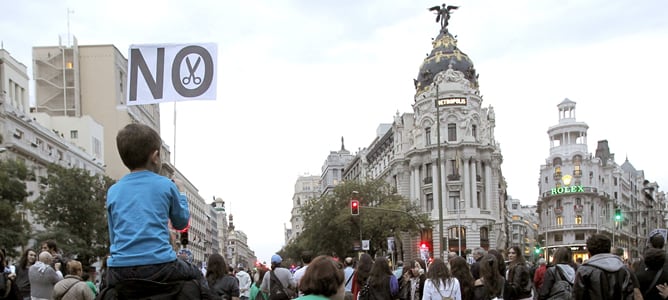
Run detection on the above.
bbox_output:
[553,157,562,166]
[448,226,467,254]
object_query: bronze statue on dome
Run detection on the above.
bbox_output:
[428,4,459,31]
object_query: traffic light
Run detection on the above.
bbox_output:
[351,200,359,215]
[180,229,189,246]
[614,207,622,221]
[535,245,541,254]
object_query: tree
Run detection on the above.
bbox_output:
[289,179,430,260]
[32,163,115,267]
[0,158,31,256]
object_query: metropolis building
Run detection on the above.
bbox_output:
[338,17,509,260]
[537,99,666,261]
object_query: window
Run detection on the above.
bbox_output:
[425,127,432,145]
[449,191,460,210]
[554,234,563,242]
[557,199,562,208]
[70,130,78,139]
[450,160,458,175]
[575,233,585,240]
[575,215,582,224]
[556,216,563,226]
[576,198,582,205]
[426,193,434,211]
[614,177,618,186]
[93,138,102,157]
[480,227,490,250]
[447,123,457,141]
[472,124,477,139]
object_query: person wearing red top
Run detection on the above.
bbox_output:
[533,258,547,291]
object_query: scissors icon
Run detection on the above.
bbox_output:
[181,56,202,85]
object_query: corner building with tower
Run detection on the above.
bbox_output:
[338,18,508,260]
[537,99,666,261]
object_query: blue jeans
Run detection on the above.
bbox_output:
[105,259,208,294]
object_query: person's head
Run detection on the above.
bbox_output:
[507,246,525,265]
[206,253,228,281]
[650,232,665,249]
[396,260,403,268]
[66,260,83,276]
[409,259,426,277]
[19,248,37,269]
[299,255,344,298]
[356,253,373,283]
[448,252,457,260]
[576,257,583,264]
[82,273,91,281]
[586,234,612,256]
[255,266,268,287]
[271,254,283,269]
[537,258,546,266]
[369,257,392,279]
[552,247,573,265]
[116,123,162,173]
[425,258,451,287]
[473,247,487,260]
[479,254,503,295]
[614,247,624,257]
[344,257,354,267]
[644,248,666,271]
[449,256,473,280]
[487,249,506,275]
[38,251,53,264]
[41,240,58,254]
[301,250,314,265]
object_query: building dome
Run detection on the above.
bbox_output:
[415,30,478,93]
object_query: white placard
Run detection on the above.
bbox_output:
[362,240,370,251]
[127,43,217,105]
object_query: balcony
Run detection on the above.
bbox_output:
[574,204,584,213]
[555,207,563,215]
[553,172,562,180]
[423,177,433,184]
[447,174,461,181]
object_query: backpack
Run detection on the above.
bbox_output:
[546,266,572,300]
[269,270,294,300]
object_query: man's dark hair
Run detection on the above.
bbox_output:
[650,233,665,249]
[301,250,313,264]
[644,248,666,271]
[43,239,58,252]
[116,123,162,170]
[614,247,624,257]
[586,234,612,256]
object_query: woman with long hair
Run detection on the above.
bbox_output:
[473,254,505,300]
[538,247,575,300]
[398,259,425,300]
[422,258,461,300]
[506,246,532,300]
[351,253,373,299]
[363,257,398,299]
[15,248,37,300]
[206,253,240,300]
[449,256,474,300]
[487,249,506,278]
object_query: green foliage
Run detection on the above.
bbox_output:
[285,179,430,261]
[0,159,31,256]
[33,163,115,267]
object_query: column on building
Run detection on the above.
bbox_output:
[485,161,492,211]
[432,162,439,213]
[463,158,470,209]
[470,158,478,209]
[444,155,451,210]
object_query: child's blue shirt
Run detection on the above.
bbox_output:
[106,170,189,267]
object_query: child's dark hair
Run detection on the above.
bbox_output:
[116,123,162,170]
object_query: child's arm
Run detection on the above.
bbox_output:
[169,178,190,230]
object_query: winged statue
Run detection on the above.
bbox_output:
[428,4,459,30]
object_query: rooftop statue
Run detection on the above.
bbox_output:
[428,4,459,31]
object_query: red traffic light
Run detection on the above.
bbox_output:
[351,200,360,215]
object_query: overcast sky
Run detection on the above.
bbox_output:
[2,0,667,263]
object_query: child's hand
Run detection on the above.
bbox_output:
[171,177,185,192]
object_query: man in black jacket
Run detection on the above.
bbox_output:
[573,234,635,299]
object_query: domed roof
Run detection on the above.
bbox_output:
[415,30,478,93]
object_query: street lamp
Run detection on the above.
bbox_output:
[435,83,445,258]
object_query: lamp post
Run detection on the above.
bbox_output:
[435,84,445,258]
